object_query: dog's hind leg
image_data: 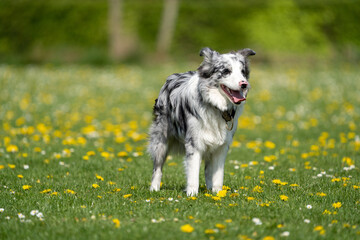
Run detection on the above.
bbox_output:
[149,125,168,192]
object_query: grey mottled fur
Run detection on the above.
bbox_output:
[148,47,256,196]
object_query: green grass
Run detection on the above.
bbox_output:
[0,64,359,240]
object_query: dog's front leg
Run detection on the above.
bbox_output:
[207,144,229,193]
[185,150,202,196]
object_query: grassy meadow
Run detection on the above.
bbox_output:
[0,64,359,240]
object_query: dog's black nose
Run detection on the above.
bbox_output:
[240,82,248,89]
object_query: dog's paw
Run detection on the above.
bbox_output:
[186,187,199,196]
[150,185,160,192]
[212,186,223,193]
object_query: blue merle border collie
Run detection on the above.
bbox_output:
[148,47,256,196]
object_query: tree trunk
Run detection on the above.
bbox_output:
[156,0,180,58]
[108,0,124,61]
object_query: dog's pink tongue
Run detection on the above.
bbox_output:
[230,90,246,104]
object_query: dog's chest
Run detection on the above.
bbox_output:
[195,111,231,150]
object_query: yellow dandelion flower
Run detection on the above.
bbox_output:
[342,157,354,166]
[217,190,227,198]
[264,141,276,149]
[0,165,4,170]
[280,195,289,201]
[96,174,104,181]
[82,155,89,161]
[212,196,221,201]
[22,185,32,190]
[230,193,239,197]
[87,151,96,156]
[272,179,282,184]
[113,218,120,228]
[51,192,58,196]
[246,197,255,201]
[253,185,263,193]
[263,236,275,240]
[180,224,194,233]
[17,174,23,179]
[222,185,231,190]
[6,145,19,153]
[225,219,232,223]
[8,164,16,169]
[331,178,341,182]
[323,209,332,215]
[65,189,76,194]
[92,184,100,189]
[117,151,128,157]
[316,192,327,197]
[40,189,52,194]
[204,229,216,234]
[215,223,226,229]
[332,202,342,209]
[314,225,324,231]
[123,194,132,198]
[101,151,110,159]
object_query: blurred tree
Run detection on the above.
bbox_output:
[156,0,179,58]
[108,0,123,61]
[108,0,137,61]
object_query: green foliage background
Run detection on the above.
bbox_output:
[0,0,360,63]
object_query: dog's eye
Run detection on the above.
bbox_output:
[241,69,246,76]
[222,68,231,76]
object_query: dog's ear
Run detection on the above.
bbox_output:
[238,48,256,58]
[199,47,219,62]
[237,48,256,80]
[198,47,219,78]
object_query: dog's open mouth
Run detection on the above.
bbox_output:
[220,84,247,104]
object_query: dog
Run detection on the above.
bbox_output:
[148,47,256,196]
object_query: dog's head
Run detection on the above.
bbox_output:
[197,47,255,110]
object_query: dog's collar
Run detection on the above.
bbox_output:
[221,108,236,131]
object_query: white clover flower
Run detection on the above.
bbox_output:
[0,208,4,213]
[168,198,173,201]
[306,205,312,209]
[146,199,151,203]
[30,210,39,216]
[18,213,25,219]
[281,231,290,237]
[23,165,29,170]
[304,219,310,224]
[252,218,262,225]
[36,212,44,218]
